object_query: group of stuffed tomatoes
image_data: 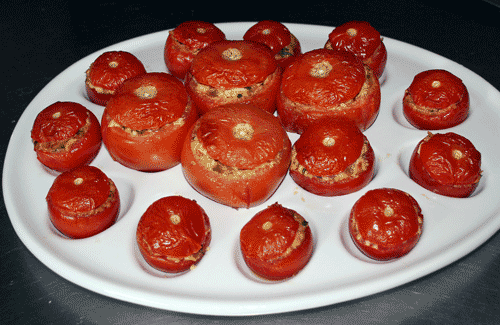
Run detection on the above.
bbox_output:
[30,20,482,279]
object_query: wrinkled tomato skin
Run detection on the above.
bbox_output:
[349,188,423,261]
[85,51,146,106]
[240,203,313,281]
[164,21,226,79]
[31,101,102,172]
[403,70,469,130]
[46,166,120,239]
[409,132,481,198]
[136,196,211,273]
[101,73,197,172]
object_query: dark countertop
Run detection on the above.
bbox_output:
[2,1,500,324]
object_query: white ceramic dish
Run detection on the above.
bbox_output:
[4,22,500,316]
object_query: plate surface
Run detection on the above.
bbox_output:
[4,22,500,316]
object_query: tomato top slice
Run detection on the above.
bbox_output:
[189,40,277,89]
[105,72,188,130]
[327,21,382,60]
[171,21,226,50]
[281,49,365,107]
[243,20,292,56]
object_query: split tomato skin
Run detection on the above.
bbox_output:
[240,203,313,281]
[136,196,211,273]
[31,101,102,172]
[46,166,120,239]
[409,132,482,197]
[349,188,423,261]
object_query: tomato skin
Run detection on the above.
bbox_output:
[46,166,120,239]
[31,101,102,172]
[403,70,469,130]
[349,188,423,261]
[325,21,387,79]
[181,104,291,209]
[289,118,375,196]
[164,21,226,79]
[101,72,197,172]
[277,48,381,133]
[240,203,313,280]
[409,132,482,197]
[85,51,146,106]
[136,196,211,273]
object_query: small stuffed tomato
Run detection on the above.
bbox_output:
[46,166,120,239]
[325,21,387,79]
[243,20,302,68]
[403,69,469,130]
[85,51,146,106]
[164,20,226,79]
[101,72,197,172]
[277,48,381,134]
[289,117,375,196]
[349,188,423,261]
[240,202,313,281]
[136,196,211,273]
[31,101,102,172]
[185,40,281,115]
[181,103,291,209]
[409,132,482,197]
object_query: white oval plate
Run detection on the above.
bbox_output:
[4,22,500,316]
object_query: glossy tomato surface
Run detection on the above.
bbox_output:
[136,196,211,273]
[409,132,482,197]
[181,104,291,209]
[164,21,226,79]
[349,188,423,261]
[240,202,313,280]
[31,101,102,172]
[277,48,381,133]
[85,51,146,106]
[403,69,469,130]
[290,118,375,196]
[46,166,120,239]
[102,72,197,172]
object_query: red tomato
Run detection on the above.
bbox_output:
[101,72,197,172]
[85,51,146,106]
[277,48,381,133]
[325,21,387,79]
[164,21,226,79]
[31,101,102,172]
[349,188,423,261]
[243,20,302,68]
[409,132,482,197]
[289,118,375,196]
[240,202,313,280]
[403,70,469,130]
[136,196,211,273]
[185,40,281,115]
[181,104,291,209]
[46,166,120,239]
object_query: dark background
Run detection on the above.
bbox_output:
[2,0,500,324]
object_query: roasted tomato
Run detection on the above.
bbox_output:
[101,72,197,172]
[46,166,120,239]
[31,101,102,172]
[240,202,313,281]
[289,117,375,196]
[181,103,291,209]
[85,51,146,106]
[325,21,387,79]
[243,20,302,68]
[164,21,226,80]
[403,69,469,130]
[136,196,211,273]
[349,188,423,261]
[409,132,482,197]
[277,48,381,133]
[185,40,281,115]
